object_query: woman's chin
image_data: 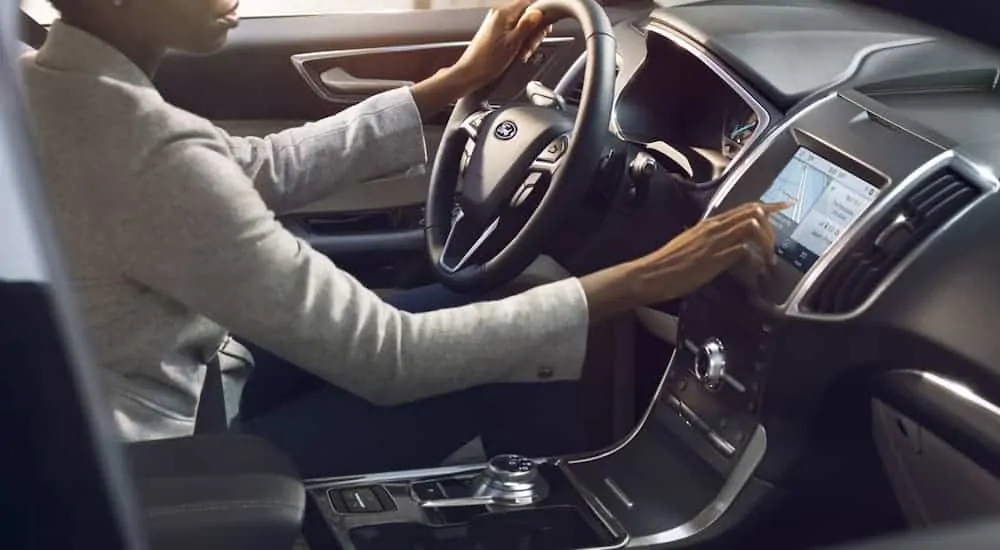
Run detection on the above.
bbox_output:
[182,27,233,55]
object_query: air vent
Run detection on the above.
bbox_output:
[565,76,584,106]
[563,57,620,107]
[806,170,980,315]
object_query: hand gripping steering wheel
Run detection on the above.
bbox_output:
[425,0,617,293]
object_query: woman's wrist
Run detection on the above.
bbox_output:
[579,261,649,323]
[442,62,490,98]
[410,65,483,121]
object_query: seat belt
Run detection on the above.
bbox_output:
[19,10,48,49]
[194,354,229,434]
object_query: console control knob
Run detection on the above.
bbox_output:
[694,338,728,390]
[693,338,747,393]
[471,454,549,506]
[487,454,538,482]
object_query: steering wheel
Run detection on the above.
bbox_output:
[426,0,617,293]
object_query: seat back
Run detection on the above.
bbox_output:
[0,4,148,550]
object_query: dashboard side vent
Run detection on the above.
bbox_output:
[563,58,620,107]
[565,76,585,106]
[806,170,981,315]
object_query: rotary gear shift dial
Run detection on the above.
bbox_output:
[471,454,549,506]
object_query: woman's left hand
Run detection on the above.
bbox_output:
[453,0,552,90]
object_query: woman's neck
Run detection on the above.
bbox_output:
[60,13,166,77]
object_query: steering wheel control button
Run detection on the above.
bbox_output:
[537,135,569,163]
[494,120,518,141]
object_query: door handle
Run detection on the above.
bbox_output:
[319,67,414,97]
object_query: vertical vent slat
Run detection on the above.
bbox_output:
[805,170,980,315]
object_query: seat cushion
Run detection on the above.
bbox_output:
[128,435,306,550]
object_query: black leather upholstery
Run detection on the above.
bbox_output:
[128,435,306,550]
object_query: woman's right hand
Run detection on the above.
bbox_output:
[581,202,791,321]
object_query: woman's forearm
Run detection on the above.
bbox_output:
[409,66,483,121]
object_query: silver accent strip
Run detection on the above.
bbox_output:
[305,463,486,489]
[291,37,574,103]
[706,431,737,458]
[787,151,999,321]
[419,496,496,509]
[571,347,677,464]
[604,478,635,509]
[620,21,771,178]
[628,425,767,547]
[439,212,500,273]
[918,371,1000,420]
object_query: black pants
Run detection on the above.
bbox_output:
[236,284,589,478]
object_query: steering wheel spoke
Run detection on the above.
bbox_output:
[460,108,495,140]
[439,210,501,273]
[459,108,495,175]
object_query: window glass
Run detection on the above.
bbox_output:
[22,0,499,25]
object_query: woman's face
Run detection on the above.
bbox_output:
[131,0,241,54]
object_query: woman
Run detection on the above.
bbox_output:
[21,0,785,476]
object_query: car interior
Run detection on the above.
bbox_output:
[4,0,1000,549]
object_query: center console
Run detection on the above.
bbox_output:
[660,91,946,485]
[302,455,627,550]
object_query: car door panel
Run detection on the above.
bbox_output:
[873,370,1000,527]
[155,10,583,120]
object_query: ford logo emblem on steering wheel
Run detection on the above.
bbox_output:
[494,120,518,141]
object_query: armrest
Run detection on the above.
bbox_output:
[128,435,306,550]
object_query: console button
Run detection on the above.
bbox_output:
[412,482,446,502]
[341,487,384,514]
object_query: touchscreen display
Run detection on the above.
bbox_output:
[760,148,880,272]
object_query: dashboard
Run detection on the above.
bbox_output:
[564,0,1000,540]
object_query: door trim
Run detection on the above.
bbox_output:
[292,36,575,103]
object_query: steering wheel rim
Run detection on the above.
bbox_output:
[425,0,617,293]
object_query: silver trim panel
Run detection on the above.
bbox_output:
[604,478,635,509]
[291,37,574,103]
[628,425,767,547]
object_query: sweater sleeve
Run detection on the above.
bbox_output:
[221,87,427,213]
[116,138,590,406]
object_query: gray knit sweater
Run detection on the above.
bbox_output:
[20,22,589,442]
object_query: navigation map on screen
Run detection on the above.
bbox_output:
[760,148,880,272]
